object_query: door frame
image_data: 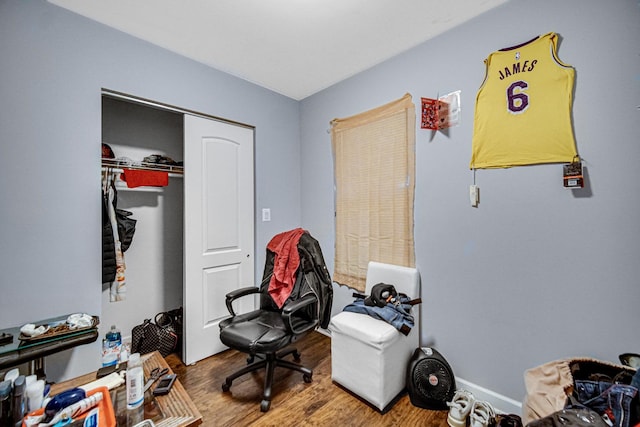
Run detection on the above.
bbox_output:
[102,89,252,129]
[101,88,256,362]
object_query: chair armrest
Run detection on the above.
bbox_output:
[282,294,318,334]
[225,286,260,316]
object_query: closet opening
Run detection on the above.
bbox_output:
[101,93,185,356]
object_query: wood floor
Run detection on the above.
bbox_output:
[165,331,450,426]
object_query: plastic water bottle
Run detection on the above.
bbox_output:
[102,325,122,367]
[126,353,144,410]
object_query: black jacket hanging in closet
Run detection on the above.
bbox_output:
[116,209,136,252]
[102,181,138,283]
[102,193,117,283]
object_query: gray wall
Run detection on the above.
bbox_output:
[0,0,301,380]
[301,0,640,402]
[1,0,638,406]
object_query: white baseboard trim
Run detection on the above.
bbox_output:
[316,327,331,338]
[455,377,522,416]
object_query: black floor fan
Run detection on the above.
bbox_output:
[406,347,456,409]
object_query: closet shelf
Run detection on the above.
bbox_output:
[101,158,184,175]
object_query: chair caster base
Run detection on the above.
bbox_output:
[260,399,271,412]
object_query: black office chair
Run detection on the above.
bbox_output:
[219,230,332,412]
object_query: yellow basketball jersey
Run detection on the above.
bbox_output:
[470,33,577,169]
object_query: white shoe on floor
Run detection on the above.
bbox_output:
[469,400,495,427]
[447,389,475,427]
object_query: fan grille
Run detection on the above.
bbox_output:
[413,359,454,402]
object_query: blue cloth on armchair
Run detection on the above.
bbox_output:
[343,295,415,335]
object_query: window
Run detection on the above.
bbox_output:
[331,94,416,292]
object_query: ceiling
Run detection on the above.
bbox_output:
[48,0,508,100]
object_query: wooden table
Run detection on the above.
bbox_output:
[50,351,202,427]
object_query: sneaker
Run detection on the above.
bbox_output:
[469,400,495,427]
[447,390,475,427]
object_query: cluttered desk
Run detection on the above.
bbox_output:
[43,351,202,427]
[0,311,201,426]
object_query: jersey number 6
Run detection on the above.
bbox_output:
[507,81,529,114]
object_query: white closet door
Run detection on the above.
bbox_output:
[183,115,255,365]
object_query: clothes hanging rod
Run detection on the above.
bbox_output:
[102,167,183,179]
[101,158,184,175]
